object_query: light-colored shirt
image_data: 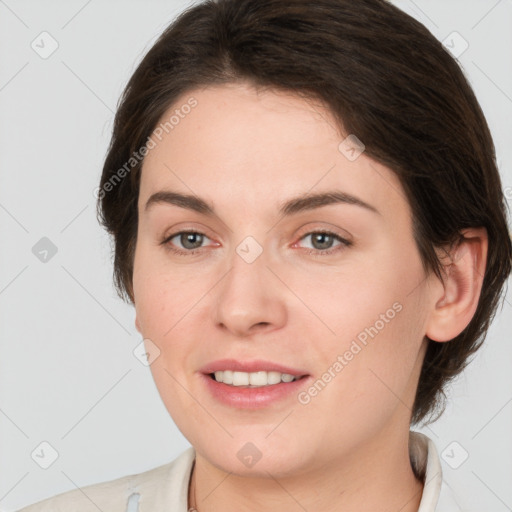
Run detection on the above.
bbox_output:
[17,431,462,511]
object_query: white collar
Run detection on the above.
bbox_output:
[410,431,462,511]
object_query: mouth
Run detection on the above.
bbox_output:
[207,370,309,388]
[202,370,312,409]
[199,359,311,408]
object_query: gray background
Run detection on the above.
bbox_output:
[0,0,511,510]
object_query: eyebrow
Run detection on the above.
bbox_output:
[144,189,380,216]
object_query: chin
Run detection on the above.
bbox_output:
[195,436,313,478]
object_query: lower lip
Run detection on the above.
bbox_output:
[201,373,311,409]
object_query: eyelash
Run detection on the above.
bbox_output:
[160,229,352,257]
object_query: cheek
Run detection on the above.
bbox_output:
[132,251,215,406]
[133,243,206,337]
[133,259,205,422]
[285,244,418,343]
[292,243,427,404]
[295,302,426,444]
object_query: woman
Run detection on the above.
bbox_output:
[18,0,511,510]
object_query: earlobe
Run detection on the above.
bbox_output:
[426,227,488,342]
[135,316,142,334]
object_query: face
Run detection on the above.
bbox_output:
[133,82,436,478]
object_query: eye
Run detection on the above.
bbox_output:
[160,229,352,257]
[295,230,352,255]
[161,230,213,255]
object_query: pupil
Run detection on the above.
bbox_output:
[182,233,202,249]
[313,233,332,250]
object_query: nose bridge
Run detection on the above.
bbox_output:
[213,234,286,335]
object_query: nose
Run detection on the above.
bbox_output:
[212,242,287,338]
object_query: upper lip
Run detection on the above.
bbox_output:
[200,359,309,377]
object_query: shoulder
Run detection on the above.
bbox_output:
[16,446,195,512]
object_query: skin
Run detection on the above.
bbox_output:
[132,81,488,511]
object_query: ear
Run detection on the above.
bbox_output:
[425,227,488,342]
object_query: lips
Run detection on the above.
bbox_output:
[199,358,309,378]
[200,371,313,409]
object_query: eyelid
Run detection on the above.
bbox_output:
[293,223,353,244]
[161,227,206,243]
[161,223,216,244]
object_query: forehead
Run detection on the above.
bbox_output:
[143,81,342,171]
[138,82,408,221]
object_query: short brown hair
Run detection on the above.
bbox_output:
[97,0,512,425]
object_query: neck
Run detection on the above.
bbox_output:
[187,426,424,512]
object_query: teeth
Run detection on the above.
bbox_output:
[213,370,299,387]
